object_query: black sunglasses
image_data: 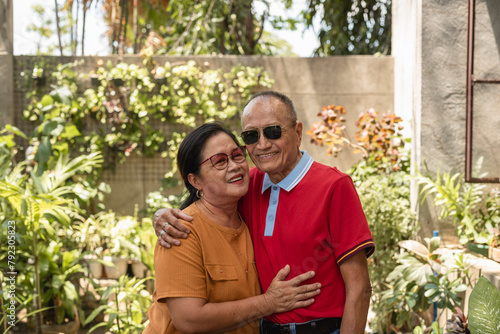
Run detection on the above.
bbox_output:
[199,146,247,170]
[240,123,296,145]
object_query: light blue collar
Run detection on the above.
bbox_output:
[261,151,314,194]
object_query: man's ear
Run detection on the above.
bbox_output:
[295,121,303,147]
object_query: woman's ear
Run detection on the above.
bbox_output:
[187,173,199,190]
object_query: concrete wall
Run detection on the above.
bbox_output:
[7,55,394,215]
[393,0,500,319]
[0,0,13,127]
[393,0,500,245]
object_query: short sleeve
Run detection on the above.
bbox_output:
[153,225,208,301]
[328,175,375,265]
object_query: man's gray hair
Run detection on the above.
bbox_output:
[243,91,298,122]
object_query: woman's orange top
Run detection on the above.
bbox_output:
[144,203,261,334]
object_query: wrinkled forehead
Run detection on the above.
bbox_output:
[241,97,291,128]
[201,132,239,158]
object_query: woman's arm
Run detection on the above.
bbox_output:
[166,265,321,334]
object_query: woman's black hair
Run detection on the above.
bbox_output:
[177,122,241,210]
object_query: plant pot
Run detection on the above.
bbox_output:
[131,260,147,278]
[42,320,79,334]
[468,242,489,258]
[113,78,125,87]
[155,77,167,86]
[33,76,46,88]
[488,246,500,263]
[90,76,100,88]
[85,259,104,279]
[103,256,128,279]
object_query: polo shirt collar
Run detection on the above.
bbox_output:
[261,151,314,194]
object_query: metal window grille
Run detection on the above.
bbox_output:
[466,0,500,183]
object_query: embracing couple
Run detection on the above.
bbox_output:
[143,91,375,334]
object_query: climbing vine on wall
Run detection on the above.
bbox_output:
[24,59,273,182]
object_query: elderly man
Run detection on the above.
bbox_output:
[154,91,374,334]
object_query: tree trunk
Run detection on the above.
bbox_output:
[117,0,125,54]
[242,0,255,54]
[81,0,87,55]
[122,0,129,54]
[74,0,79,55]
[69,0,74,55]
[111,0,117,53]
[133,0,138,53]
[54,0,64,56]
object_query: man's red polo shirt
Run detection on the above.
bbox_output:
[239,151,374,324]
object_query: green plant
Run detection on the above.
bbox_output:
[466,276,500,334]
[73,212,112,257]
[0,152,102,331]
[418,163,499,245]
[380,237,470,333]
[0,295,53,334]
[24,59,273,183]
[136,217,157,275]
[485,189,500,248]
[349,161,417,328]
[85,275,152,334]
[413,321,443,334]
[106,215,142,260]
[144,191,187,217]
[0,125,28,157]
[37,241,85,325]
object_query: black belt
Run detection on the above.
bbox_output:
[261,318,342,334]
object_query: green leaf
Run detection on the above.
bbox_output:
[399,240,429,259]
[41,119,65,137]
[5,124,28,139]
[52,275,62,290]
[51,86,73,105]
[86,322,107,334]
[40,95,54,108]
[34,136,52,175]
[63,124,81,139]
[63,281,79,301]
[431,322,443,334]
[83,305,109,326]
[468,276,500,334]
[62,251,75,271]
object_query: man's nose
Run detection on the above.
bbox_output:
[255,130,272,149]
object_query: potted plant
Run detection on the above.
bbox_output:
[417,166,494,256]
[32,65,46,87]
[109,63,129,87]
[75,213,111,279]
[487,222,500,263]
[102,215,141,279]
[89,72,100,88]
[154,65,168,86]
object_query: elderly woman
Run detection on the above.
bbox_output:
[144,122,320,334]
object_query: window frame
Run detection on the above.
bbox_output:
[465,0,500,183]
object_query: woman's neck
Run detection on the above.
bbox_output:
[196,198,241,229]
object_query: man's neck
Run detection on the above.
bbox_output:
[267,151,303,184]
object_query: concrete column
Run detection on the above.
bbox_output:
[392,0,422,213]
[0,0,14,127]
